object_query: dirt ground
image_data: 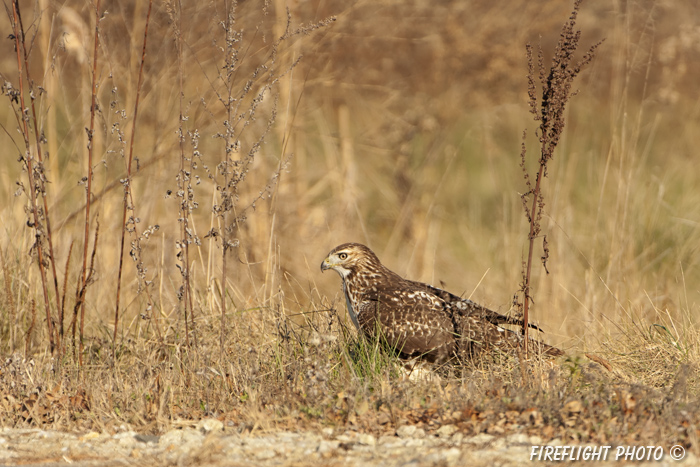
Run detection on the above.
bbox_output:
[1,422,697,467]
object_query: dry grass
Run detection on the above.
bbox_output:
[0,0,699,452]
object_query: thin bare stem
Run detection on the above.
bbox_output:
[77,0,102,366]
[61,242,74,334]
[522,158,547,354]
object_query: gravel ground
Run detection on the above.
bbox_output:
[1,420,696,467]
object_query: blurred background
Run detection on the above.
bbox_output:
[1,0,698,354]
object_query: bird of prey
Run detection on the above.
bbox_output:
[321,243,563,364]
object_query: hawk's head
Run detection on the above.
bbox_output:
[320,243,381,279]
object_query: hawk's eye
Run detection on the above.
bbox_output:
[338,252,348,260]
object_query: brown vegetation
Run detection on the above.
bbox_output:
[0,0,698,454]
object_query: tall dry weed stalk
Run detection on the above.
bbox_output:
[113,0,159,360]
[170,0,195,350]
[517,0,601,354]
[7,1,59,354]
[190,6,332,355]
[74,0,103,366]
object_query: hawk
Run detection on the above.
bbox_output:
[321,242,563,364]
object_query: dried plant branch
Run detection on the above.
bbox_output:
[10,0,55,354]
[202,8,331,357]
[518,0,602,356]
[77,0,102,366]
[12,3,63,352]
[219,3,238,357]
[170,0,195,350]
[113,0,155,361]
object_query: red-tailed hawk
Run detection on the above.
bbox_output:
[321,243,563,364]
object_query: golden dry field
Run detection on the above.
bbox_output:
[0,0,699,451]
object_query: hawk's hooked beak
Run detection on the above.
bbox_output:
[320,257,331,272]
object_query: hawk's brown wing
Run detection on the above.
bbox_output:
[407,280,542,332]
[356,286,457,363]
